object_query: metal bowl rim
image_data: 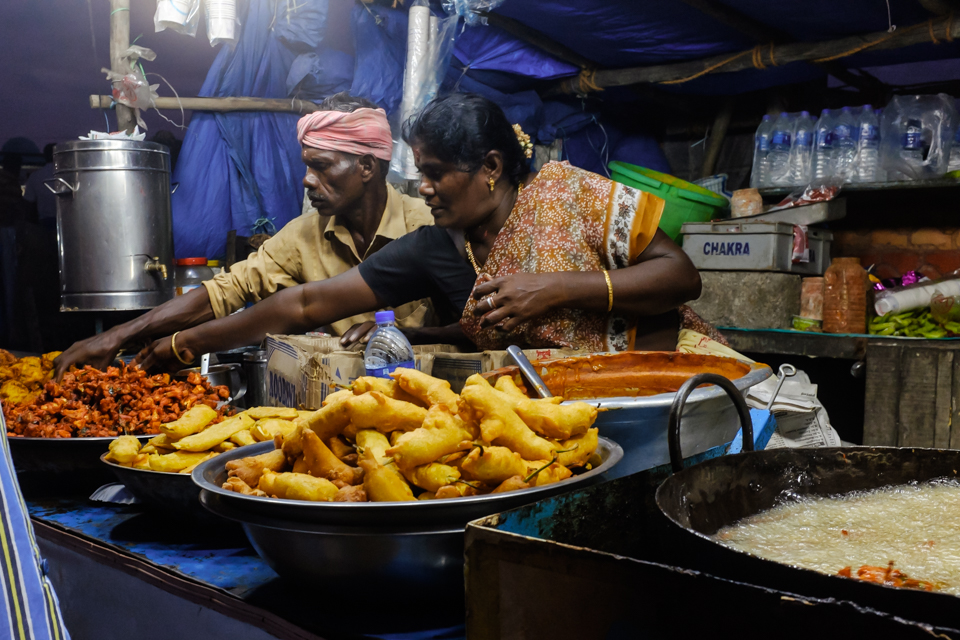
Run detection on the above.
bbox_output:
[100,451,199,478]
[10,433,156,443]
[193,437,623,511]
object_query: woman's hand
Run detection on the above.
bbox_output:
[472,273,566,331]
[135,335,196,373]
[339,321,377,348]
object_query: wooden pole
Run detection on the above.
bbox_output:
[109,0,136,133]
[701,97,735,178]
[89,94,322,114]
[544,16,958,95]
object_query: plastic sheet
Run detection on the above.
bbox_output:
[879,94,958,181]
[286,49,354,101]
[272,0,328,52]
[155,0,202,37]
[349,3,408,116]
[171,0,306,260]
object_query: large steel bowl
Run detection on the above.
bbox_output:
[484,352,771,479]
[101,453,214,521]
[193,438,623,595]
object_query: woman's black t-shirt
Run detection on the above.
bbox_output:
[357,226,477,325]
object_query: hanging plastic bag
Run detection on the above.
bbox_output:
[101,46,159,130]
[391,1,460,179]
[155,0,202,37]
[441,0,506,26]
[879,94,957,181]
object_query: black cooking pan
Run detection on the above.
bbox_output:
[656,373,960,634]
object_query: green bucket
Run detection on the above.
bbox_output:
[608,161,729,242]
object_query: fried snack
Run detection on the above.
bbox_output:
[230,429,257,447]
[251,418,299,442]
[144,433,175,452]
[160,405,219,441]
[359,459,415,502]
[105,435,142,464]
[418,492,436,500]
[131,454,152,470]
[0,349,15,366]
[352,377,425,407]
[464,374,595,440]
[492,475,530,493]
[16,357,46,386]
[280,425,306,463]
[223,477,267,497]
[326,436,354,461]
[0,380,32,405]
[556,428,598,468]
[391,368,459,412]
[301,429,363,485]
[334,485,368,502]
[173,413,255,451]
[494,375,529,400]
[3,363,229,438]
[258,471,338,502]
[526,461,573,487]
[148,451,219,472]
[245,407,299,420]
[302,391,352,440]
[436,481,488,498]
[355,429,392,466]
[292,457,310,474]
[226,448,287,487]
[179,451,218,473]
[460,383,555,461]
[459,445,528,485]
[346,391,428,433]
[386,406,475,471]
[213,441,237,453]
[400,462,460,493]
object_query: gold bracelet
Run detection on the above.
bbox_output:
[170,331,195,366]
[602,269,614,313]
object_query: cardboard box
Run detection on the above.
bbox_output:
[265,333,584,408]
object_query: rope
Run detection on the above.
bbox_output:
[812,19,931,63]
[659,50,752,85]
[578,69,603,93]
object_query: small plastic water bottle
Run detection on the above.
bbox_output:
[364,311,415,378]
[833,107,859,182]
[947,127,960,173]
[813,109,835,181]
[768,113,793,186]
[857,105,881,183]
[750,114,773,188]
[789,111,816,185]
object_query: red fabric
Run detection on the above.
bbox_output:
[296,108,393,161]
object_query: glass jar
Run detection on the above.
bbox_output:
[207,259,223,275]
[175,258,215,296]
[800,277,825,320]
[822,258,867,334]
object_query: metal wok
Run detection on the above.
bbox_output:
[656,373,960,633]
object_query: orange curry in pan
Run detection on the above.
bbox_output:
[483,352,754,401]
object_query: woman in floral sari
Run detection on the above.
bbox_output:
[137,94,706,369]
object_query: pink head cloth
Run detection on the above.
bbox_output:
[296,107,393,161]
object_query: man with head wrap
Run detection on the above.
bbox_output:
[55,93,444,376]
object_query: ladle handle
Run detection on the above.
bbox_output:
[668,373,753,474]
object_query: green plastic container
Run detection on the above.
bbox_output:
[608,161,729,242]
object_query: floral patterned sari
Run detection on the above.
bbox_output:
[460,161,665,352]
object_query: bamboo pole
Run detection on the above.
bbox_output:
[89,95,321,114]
[109,0,136,133]
[701,97,735,178]
[545,16,959,95]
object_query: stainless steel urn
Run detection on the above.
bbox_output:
[48,140,175,311]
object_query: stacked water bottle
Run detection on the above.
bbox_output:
[751,106,883,188]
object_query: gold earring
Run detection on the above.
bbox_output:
[488,178,495,192]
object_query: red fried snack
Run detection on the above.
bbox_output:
[3,364,229,438]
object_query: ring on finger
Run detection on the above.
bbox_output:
[485,294,498,310]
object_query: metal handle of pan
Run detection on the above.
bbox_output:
[668,373,754,474]
[230,364,247,406]
[43,177,78,196]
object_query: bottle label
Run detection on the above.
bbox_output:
[833,124,853,140]
[796,131,813,146]
[902,131,922,150]
[817,131,833,148]
[860,124,879,141]
[176,284,201,296]
[757,134,770,152]
[365,360,415,379]
[771,131,791,146]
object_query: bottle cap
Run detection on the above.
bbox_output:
[822,108,832,115]
[762,114,772,121]
[176,258,207,266]
[375,310,395,324]
[207,259,220,267]
[801,110,810,117]
[862,104,872,111]
[842,106,852,113]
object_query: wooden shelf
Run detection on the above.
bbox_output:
[722,327,960,360]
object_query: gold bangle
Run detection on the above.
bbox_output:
[602,269,614,313]
[171,331,195,366]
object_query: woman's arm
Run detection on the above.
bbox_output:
[138,269,382,371]
[472,229,701,330]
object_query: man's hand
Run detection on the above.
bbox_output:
[472,273,565,331]
[339,321,377,348]
[135,335,196,373]
[54,330,124,380]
